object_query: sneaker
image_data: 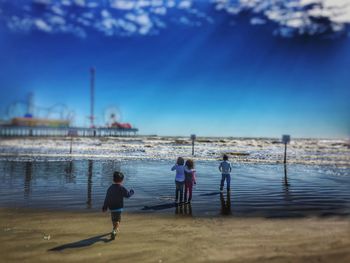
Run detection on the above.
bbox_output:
[110,230,116,240]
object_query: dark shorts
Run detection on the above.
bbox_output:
[111,212,121,223]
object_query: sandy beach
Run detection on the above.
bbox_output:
[1,208,349,263]
[1,137,349,262]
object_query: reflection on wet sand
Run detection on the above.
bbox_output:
[220,192,231,215]
[87,160,93,209]
[24,162,32,198]
[283,164,291,201]
[175,203,192,216]
[284,164,290,187]
[64,161,75,183]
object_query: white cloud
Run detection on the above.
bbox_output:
[178,0,192,9]
[300,0,320,6]
[87,2,99,8]
[3,0,348,38]
[152,7,167,15]
[50,15,66,25]
[0,0,212,38]
[139,26,151,34]
[82,12,94,19]
[110,0,135,10]
[35,19,52,32]
[166,0,175,8]
[125,13,152,28]
[102,18,117,30]
[324,0,350,23]
[51,5,65,16]
[179,16,190,24]
[153,17,166,28]
[61,0,72,6]
[214,0,350,37]
[33,0,52,5]
[76,17,91,26]
[151,0,163,7]
[250,17,266,25]
[101,9,111,18]
[285,18,305,28]
[136,0,152,8]
[117,19,138,33]
[135,14,151,26]
[74,0,85,7]
[7,16,33,31]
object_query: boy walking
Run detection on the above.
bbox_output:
[102,171,134,240]
[219,154,232,192]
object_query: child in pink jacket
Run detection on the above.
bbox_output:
[184,159,196,203]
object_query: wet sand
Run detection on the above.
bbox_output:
[1,208,349,263]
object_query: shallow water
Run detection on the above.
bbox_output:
[0,160,349,218]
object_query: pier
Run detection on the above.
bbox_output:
[0,126,138,137]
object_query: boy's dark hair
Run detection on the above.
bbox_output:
[185,159,194,169]
[113,171,124,183]
[177,157,185,165]
[223,154,228,161]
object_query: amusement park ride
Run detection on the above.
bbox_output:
[5,93,73,128]
[0,68,138,137]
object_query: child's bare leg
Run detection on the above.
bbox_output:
[113,221,120,232]
[110,212,121,240]
[110,221,120,240]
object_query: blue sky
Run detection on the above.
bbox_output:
[0,0,349,138]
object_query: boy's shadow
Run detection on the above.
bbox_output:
[48,233,112,251]
[199,191,221,197]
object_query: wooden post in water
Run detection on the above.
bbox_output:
[68,129,77,154]
[69,136,73,154]
[190,134,196,156]
[282,135,291,164]
[283,163,289,186]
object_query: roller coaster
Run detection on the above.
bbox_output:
[0,68,138,137]
[4,93,74,127]
[0,93,138,137]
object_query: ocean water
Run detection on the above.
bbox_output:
[0,160,349,218]
[1,137,349,166]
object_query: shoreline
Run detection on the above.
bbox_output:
[1,208,350,262]
[0,136,349,166]
[1,152,349,167]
